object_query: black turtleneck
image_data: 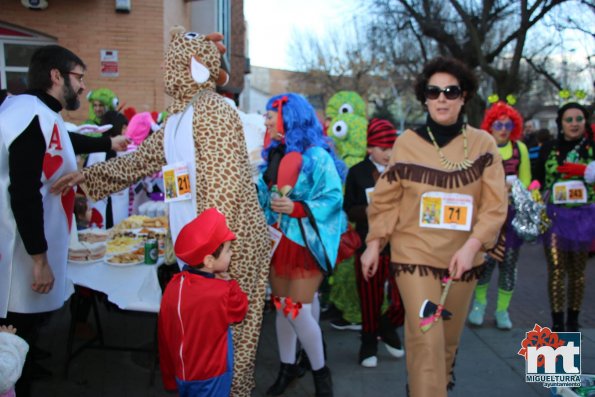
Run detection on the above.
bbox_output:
[8,90,111,255]
[414,114,465,147]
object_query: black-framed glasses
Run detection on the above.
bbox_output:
[67,71,84,83]
[424,85,462,100]
[492,120,514,131]
[563,115,585,124]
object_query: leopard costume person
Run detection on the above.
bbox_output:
[76,27,270,396]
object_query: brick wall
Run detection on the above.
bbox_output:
[1,0,189,123]
[228,0,245,93]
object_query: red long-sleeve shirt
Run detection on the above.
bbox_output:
[158,268,248,391]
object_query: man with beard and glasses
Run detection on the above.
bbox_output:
[0,45,128,396]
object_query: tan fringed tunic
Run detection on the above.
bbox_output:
[367,126,508,275]
[366,125,507,397]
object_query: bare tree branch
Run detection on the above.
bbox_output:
[524,57,562,90]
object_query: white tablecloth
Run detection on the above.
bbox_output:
[66,259,162,313]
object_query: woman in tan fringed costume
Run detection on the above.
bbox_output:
[361,57,508,397]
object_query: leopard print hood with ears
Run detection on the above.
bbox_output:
[164,26,228,114]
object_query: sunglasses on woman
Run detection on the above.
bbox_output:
[492,120,514,131]
[563,115,585,123]
[424,85,462,100]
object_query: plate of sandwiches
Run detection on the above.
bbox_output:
[68,241,107,264]
[78,228,108,243]
[105,252,144,267]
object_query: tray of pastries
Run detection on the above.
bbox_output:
[105,252,144,267]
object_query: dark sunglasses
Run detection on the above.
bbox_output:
[563,115,585,123]
[492,120,514,131]
[424,85,462,100]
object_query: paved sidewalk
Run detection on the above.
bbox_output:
[32,242,594,396]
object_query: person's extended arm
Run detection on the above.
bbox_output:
[365,147,402,250]
[68,132,110,154]
[52,129,166,200]
[69,132,129,154]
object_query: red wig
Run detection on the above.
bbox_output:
[481,101,524,142]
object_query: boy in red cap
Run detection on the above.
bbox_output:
[158,208,248,396]
[343,118,405,367]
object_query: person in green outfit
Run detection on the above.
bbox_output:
[468,100,530,330]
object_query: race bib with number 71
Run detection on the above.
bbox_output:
[419,191,473,231]
[162,162,192,203]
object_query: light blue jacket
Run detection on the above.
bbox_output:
[257,146,346,273]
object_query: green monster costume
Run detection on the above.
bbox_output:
[85,88,119,125]
[325,90,367,120]
[327,113,368,168]
[325,91,368,324]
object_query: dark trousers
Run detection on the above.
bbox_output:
[354,253,404,334]
[0,311,53,397]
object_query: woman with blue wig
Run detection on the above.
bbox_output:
[257,93,346,397]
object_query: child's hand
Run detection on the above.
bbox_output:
[215,272,231,281]
[0,325,17,334]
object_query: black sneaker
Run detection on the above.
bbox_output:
[380,330,404,358]
[379,313,404,358]
[329,318,362,331]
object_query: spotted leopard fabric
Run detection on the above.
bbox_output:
[82,27,270,396]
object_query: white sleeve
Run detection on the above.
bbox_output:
[585,161,595,184]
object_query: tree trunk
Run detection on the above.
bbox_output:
[465,96,485,128]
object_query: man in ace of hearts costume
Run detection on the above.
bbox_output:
[52,27,271,396]
[0,47,86,318]
[0,45,128,395]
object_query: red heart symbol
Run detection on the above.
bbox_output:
[90,208,104,229]
[42,153,63,180]
[61,188,75,232]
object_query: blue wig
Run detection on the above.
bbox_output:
[261,93,347,181]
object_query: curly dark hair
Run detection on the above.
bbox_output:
[414,57,478,105]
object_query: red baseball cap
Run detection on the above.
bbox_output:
[174,208,236,266]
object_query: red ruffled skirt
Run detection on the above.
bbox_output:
[271,233,322,279]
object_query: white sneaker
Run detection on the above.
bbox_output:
[384,342,405,358]
[360,355,378,368]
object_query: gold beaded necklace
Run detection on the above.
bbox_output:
[426,125,473,171]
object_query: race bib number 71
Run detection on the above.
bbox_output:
[419,192,473,231]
